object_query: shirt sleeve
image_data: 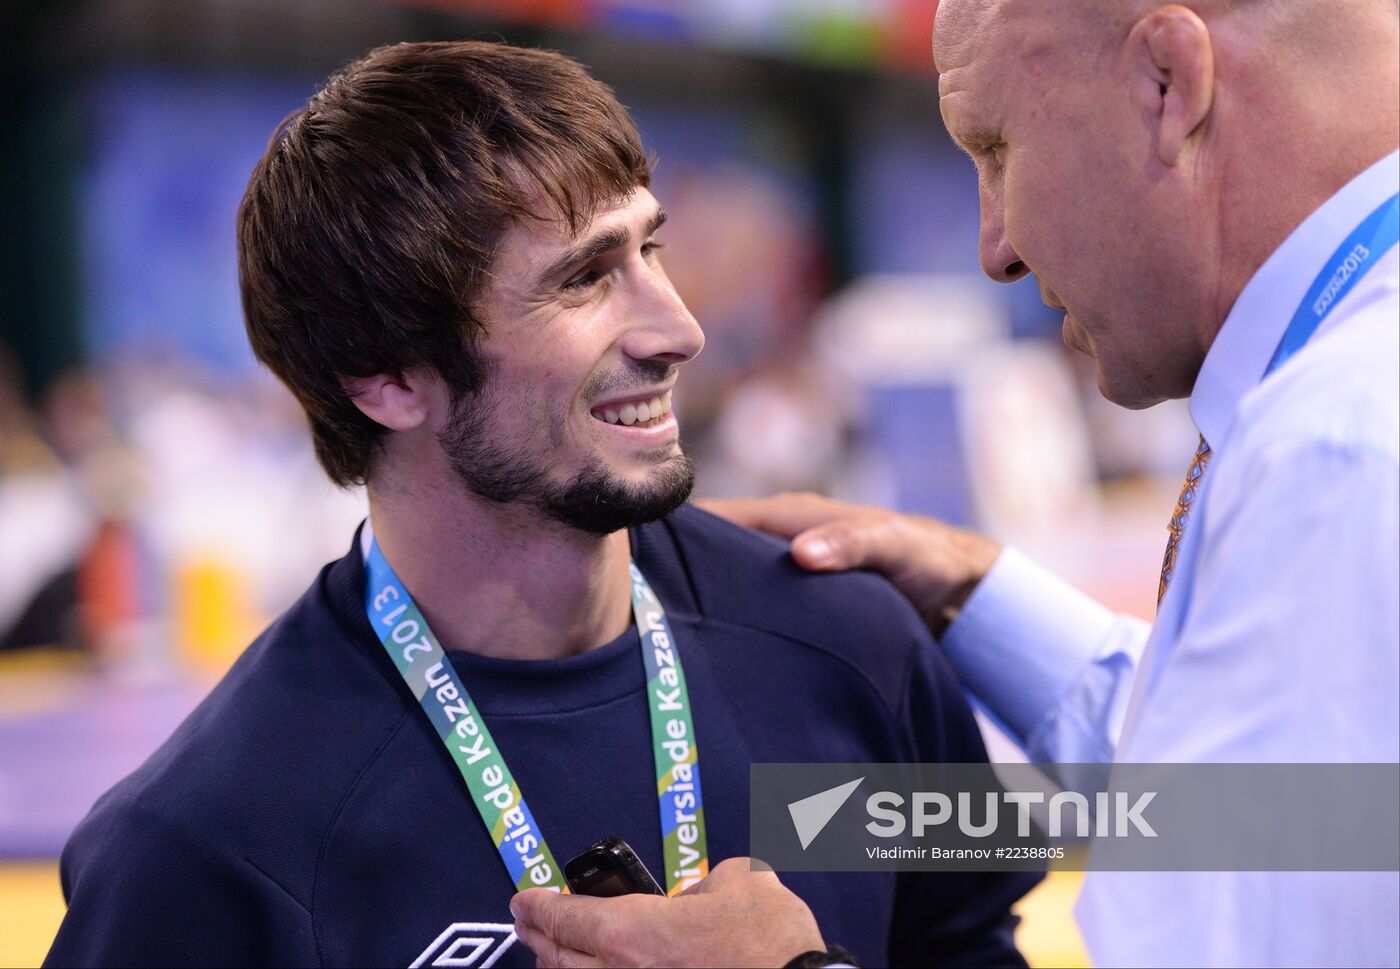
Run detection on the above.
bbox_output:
[44,801,320,968]
[939,548,1151,764]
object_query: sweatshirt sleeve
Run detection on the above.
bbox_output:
[44,799,320,969]
[885,629,1043,968]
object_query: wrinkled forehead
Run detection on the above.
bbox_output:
[934,0,1069,123]
[936,0,1113,75]
[933,0,988,77]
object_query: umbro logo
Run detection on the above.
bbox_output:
[411,922,517,968]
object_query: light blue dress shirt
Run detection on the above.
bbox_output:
[942,150,1400,967]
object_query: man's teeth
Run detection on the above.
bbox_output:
[598,392,672,426]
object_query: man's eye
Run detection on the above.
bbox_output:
[642,240,665,258]
[563,268,603,291]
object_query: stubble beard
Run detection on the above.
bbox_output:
[436,382,694,536]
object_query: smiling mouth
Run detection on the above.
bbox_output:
[591,390,674,428]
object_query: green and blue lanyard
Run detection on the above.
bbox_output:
[364,539,708,896]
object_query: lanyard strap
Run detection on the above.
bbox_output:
[363,538,709,896]
[1264,192,1399,378]
[630,561,709,894]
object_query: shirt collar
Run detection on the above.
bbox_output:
[1189,148,1400,447]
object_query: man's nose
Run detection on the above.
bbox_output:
[621,269,705,365]
[979,189,1029,284]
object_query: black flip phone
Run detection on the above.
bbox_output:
[564,837,665,897]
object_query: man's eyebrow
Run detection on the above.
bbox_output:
[538,207,668,286]
[946,119,999,156]
[645,207,668,239]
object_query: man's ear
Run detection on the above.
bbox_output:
[342,370,432,432]
[1128,4,1214,167]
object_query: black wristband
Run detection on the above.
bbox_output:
[783,943,861,968]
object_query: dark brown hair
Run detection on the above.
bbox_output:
[238,40,651,486]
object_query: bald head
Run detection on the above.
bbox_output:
[933,0,1388,66]
[932,0,1399,407]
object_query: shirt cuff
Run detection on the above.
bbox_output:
[940,547,1117,747]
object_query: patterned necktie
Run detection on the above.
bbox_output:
[1158,435,1212,607]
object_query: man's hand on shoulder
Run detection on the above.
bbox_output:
[700,493,1000,637]
[510,858,825,968]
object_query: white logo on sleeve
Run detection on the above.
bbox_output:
[410,923,517,968]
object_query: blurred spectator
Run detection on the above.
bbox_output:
[0,349,93,653]
[696,357,854,499]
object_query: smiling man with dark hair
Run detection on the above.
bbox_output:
[44,41,1038,969]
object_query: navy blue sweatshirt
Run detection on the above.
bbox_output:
[46,505,1038,968]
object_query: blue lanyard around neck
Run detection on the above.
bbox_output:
[1264,192,1399,378]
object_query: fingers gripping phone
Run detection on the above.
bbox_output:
[564,837,665,897]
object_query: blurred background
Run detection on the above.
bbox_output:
[0,1,1198,965]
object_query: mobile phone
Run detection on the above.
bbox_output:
[564,836,665,897]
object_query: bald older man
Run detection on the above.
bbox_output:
[511,1,1400,966]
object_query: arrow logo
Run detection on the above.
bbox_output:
[787,777,864,850]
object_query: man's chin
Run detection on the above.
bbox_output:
[1095,366,1169,411]
[541,454,695,535]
